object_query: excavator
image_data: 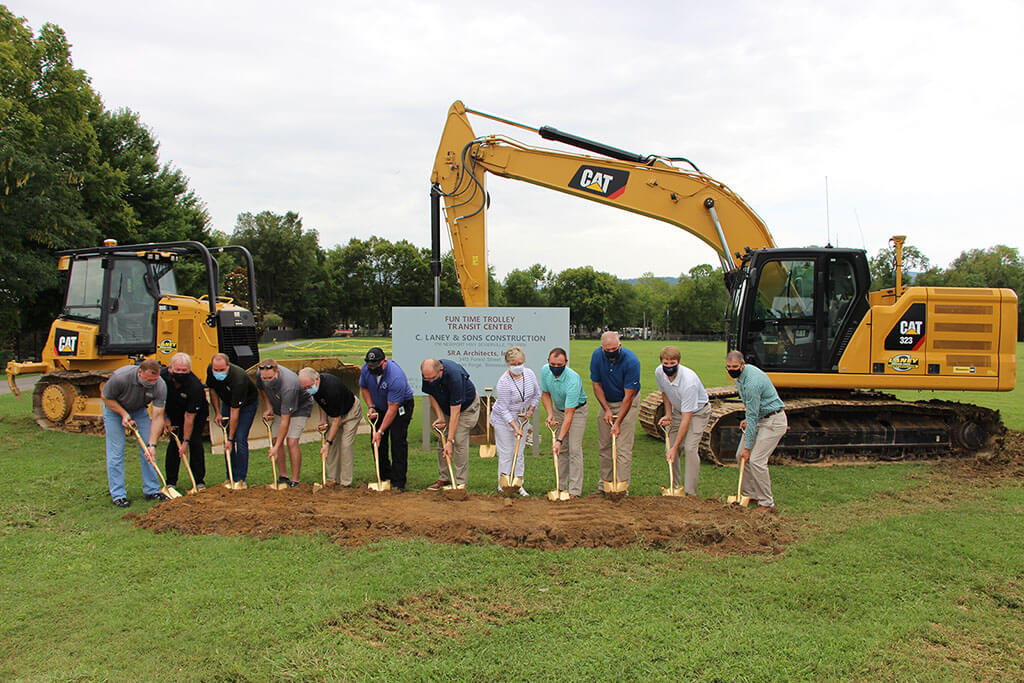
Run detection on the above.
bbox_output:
[430,100,1018,462]
[5,240,357,442]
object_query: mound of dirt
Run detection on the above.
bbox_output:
[135,485,789,554]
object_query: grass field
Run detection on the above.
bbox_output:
[1,340,1021,680]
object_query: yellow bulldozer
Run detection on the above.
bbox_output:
[6,239,358,443]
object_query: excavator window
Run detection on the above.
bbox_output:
[748,259,817,370]
[825,258,856,349]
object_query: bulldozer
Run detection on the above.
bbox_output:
[5,239,360,441]
[430,101,1018,462]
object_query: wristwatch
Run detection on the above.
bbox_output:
[326,439,334,445]
[556,438,563,443]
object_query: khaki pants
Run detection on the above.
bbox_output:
[552,402,588,496]
[325,401,362,485]
[668,402,712,495]
[597,398,640,486]
[437,398,480,486]
[740,410,788,507]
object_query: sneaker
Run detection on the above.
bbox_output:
[277,476,289,485]
[756,504,778,514]
[145,492,168,502]
[288,480,300,488]
[196,483,206,490]
[112,497,130,508]
[518,487,529,497]
[426,479,449,491]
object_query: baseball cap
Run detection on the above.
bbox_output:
[365,347,386,364]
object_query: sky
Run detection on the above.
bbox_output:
[13,0,1024,281]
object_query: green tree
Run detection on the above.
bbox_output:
[670,264,728,335]
[869,242,930,290]
[549,266,620,331]
[633,273,673,334]
[503,264,550,307]
[231,211,324,328]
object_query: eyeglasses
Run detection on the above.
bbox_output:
[258,364,276,370]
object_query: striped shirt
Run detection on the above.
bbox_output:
[489,368,541,427]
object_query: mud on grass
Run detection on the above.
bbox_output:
[134,485,789,554]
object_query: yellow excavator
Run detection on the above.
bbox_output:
[6,240,357,440]
[431,100,1017,462]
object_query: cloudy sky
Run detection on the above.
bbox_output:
[15,0,1024,280]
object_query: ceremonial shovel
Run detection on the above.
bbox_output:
[479,388,496,458]
[602,417,629,499]
[433,424,467,500]
[215,419,244,489]
[313,429,328,493]
[499,415,528,495]
[659,424,685,497]
[263,417,288,490]
[727,458,751,506]
[545,423,570,502]
[166,428,199,494]
[364,412,391,492]
[127,423,181,499]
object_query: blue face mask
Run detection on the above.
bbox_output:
[306,384,318,397]
[212,370,228,381]
[549,365,566,377]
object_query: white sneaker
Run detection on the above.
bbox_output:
[518,487,529,497]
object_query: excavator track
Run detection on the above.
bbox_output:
[639,388,1003,465]
[31,370,112,434]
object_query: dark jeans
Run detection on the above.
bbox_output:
[165,418,207,487]
[222,401,258,482]
[374,399,414,489]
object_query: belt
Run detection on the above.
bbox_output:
[575,400,587,409]
[761,407,784,419]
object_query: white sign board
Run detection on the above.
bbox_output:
[392,307,570,394]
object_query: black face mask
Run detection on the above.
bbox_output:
[170,371,189,384]
[727,367,743,379]
[368,365,384,376]
[603,348,620,362]
[662,364,678,377]
[549,365,566,377]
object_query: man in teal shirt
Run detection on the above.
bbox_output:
[540,347,588,497]
[726,350,787,512]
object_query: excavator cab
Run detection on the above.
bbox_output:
[728,247,872,374]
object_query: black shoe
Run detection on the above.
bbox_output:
[277,476,290,485]
[112,497,130,508]
[288,480,300,488]
[145,492,169,502]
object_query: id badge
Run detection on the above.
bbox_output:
[398,406,405,416]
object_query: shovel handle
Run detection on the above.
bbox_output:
[736,458,746,498]
[547,423,560,491]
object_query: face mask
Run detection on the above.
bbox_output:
[549,365,566,377]
[662,364,678,377]
[212,370,228,381]
[508,364,524,376]
[423,377,438,389]
[139,375,157,388]
[603,348,620,362]
[170,371,188,384]
[368,365,384,376]
[305,383,318,397]
[727,367,743,379]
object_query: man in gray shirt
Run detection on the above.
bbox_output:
[257,358,313,487]
[101,359,167,507]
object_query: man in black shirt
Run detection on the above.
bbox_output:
[161,352,208,489]
[299,368,363,486]
[206,352,260,485]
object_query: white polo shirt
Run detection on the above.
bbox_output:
[654,364,709,413]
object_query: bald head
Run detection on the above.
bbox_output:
[421,358,443,382]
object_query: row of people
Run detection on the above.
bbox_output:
[101,339,786,511]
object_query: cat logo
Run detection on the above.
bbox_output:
[54,329,80,357]
[887,354,920,372]
[158,338,177,354]
[569,165,629,199]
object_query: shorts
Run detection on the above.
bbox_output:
[272,414,309,440]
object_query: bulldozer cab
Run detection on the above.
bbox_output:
[729,248,871,372]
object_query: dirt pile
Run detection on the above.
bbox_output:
[135,485,788,554]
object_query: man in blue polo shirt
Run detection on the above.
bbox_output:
[359,347,415,491]
[420,358,480,490]
[590,330,641,492]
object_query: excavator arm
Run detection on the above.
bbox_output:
[431,100,775,306]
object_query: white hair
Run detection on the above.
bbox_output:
[169,352,192,370]
[298,367,320,382]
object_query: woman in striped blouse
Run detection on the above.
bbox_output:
[490,346,540,496]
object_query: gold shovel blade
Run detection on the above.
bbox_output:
[367,480,392,492]
[162,486,183,499]
[479,444,496,458]
[267,482,288,491]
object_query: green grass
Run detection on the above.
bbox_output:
[1,340,1022,680]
